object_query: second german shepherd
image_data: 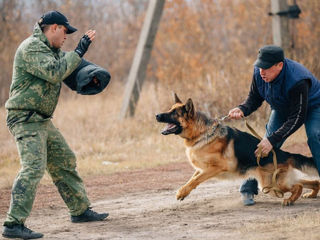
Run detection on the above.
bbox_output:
[156,93,320,206]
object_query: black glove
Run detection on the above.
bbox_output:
[75,35,92,58]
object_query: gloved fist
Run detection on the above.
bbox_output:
[75,35,92,58]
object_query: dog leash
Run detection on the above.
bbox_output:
[218,115,229,122]
[244,120,284,198]
[219,115,283,198]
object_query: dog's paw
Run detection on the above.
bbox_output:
[176,187,189,201]
[282,199,294,206]
[302,192,317,198]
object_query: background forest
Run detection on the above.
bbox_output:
[1,0,319,117]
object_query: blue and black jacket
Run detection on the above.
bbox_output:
[239,58,320,147]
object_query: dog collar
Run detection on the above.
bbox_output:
[192,122,221,149]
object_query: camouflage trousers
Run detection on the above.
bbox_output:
[4,118,90,226]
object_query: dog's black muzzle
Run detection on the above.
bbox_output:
[155,113,182,135]
[155,113,166,123]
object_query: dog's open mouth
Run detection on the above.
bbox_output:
[162,123,181,135]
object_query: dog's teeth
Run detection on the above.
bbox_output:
[163,124,176,132]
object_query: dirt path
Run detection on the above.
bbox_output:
[1,143,320,240]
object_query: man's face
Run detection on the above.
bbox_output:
[51,25,67,49]
[259,62,283,83]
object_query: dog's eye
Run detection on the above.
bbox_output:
[176,109,183,115]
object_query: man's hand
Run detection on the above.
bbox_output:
[255,138,273,158]
[75,29,96,58]
[228,107,244,120]
[85,29,96,42]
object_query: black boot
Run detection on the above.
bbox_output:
[2,224,43,239]
[71,207,109,223]
[239,178,258,206]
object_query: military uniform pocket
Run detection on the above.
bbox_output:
[15,131,37,141]
[14,131,45,160]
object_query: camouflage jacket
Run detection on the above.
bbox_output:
[5,23,81,119]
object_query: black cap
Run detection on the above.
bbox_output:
[254,45,284,69]
[38,10,77,34]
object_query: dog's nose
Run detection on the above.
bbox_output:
[155,114,161,121]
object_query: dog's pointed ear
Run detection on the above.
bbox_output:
[185,98,195,118]
[173,92,182,104]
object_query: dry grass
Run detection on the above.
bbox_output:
[240,211,320,240]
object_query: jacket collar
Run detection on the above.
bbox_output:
[32,23,60,53]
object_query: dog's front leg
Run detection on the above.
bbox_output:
[176,168,223,200]
[191,170,201,178]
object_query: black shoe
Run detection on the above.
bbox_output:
[239,178,258,206]
[71,208,109,223]
[2,224,43,239]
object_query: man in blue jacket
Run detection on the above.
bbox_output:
[228,45,320,205]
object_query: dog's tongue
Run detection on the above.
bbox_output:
[162,123,176,135]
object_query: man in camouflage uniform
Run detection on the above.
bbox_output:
[2,11,108,239]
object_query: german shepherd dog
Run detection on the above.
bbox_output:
[156,94,320,206]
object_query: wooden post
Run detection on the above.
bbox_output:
[119,0,165,119]
[270,0,290,52]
